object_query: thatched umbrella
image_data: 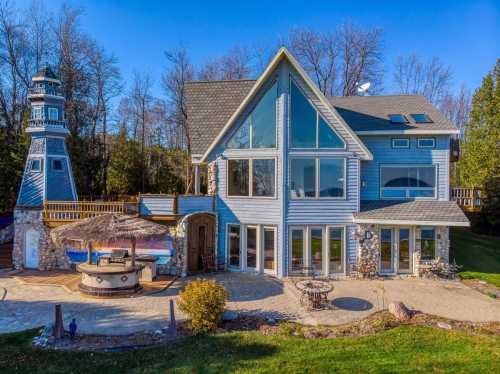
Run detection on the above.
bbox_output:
[51,214,170,266]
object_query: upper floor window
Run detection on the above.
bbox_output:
[28,158,42,172]
[290,80,345,149]
[48,107,59,121]
[227,158,275,197]
[51,159,63,171]
[227,82,277,149]
[380,165,436,199]
[389,114,408,124]
[392,138,409,149]
[32,107,42,120]
[290,158,345,199]
[411,114,433,123]
[417,138,436,148]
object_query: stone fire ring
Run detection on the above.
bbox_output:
[77,263,144,298]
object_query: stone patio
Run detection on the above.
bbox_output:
[0,272,498,335]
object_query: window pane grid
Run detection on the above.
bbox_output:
[381,165,436,199]
[290,158,345,199]
[228,159,275,198]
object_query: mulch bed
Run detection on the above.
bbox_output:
[42,311,499,352]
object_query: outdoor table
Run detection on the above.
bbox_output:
[295,279,333,310]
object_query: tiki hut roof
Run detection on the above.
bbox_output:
[50,213,170,246]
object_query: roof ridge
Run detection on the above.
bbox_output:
[329,94,427,99]
[186,79,257,84]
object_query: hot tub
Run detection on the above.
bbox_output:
[77,263,144,297]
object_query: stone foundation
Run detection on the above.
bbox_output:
[13,207,70,271]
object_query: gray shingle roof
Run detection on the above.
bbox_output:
[184,80,458,156]
[185,79,256,155]
[330,95,457,133]
[354,200,469,226]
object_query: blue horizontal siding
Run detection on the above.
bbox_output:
[360,135,450,201]
[140,196,174,216]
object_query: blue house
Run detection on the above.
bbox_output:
[184,48,469,278]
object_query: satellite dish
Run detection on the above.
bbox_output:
[357,82,371,94]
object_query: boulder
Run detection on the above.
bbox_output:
[388,301,412,321]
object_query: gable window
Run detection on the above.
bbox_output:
[290,158,345,199]
[290,80,345,149]
[380,165,436,199]
[28,158,42,172]
[417,138,436,148]
[51,159,63,171]
[411,114,433,123]
[392,138,410,149]
[227,158,275,197]
[420,228,436,260]
[48,107,59,121]
[227,82,277,149]
[389,114,408,124]
[32,107,42,120]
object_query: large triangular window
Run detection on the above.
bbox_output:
[290,80,345,149]
[227,82,277,149]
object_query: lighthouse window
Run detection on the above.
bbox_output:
[29,159,42,172]
[51,159,63,171]
[48,108,59,121]
[33,107,42,120]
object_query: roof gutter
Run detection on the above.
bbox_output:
[353,218,470,227]
[356,129,460,135]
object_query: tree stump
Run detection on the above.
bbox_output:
[53,304,65,339]
[388,301,412,321]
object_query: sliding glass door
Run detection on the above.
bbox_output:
[246,226,258,270]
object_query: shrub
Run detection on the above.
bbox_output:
[177,279,228,334]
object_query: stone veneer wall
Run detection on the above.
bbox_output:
[354,224,380,278]
[13,208,70,270]
[207,161,217,196]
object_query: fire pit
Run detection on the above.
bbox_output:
[295,280,333,310]
[77,263,144,297]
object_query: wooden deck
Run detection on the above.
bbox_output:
[451,187,482,212]
[11,270,175,296]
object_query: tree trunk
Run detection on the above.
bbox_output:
[131,237,136,267]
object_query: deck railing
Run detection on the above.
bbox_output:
[43,200,138,224]
[451,187,482,212]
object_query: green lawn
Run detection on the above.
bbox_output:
[450,228,500,287]
[1,327,499,373]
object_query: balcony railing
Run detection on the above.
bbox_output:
[43,200,138,226]
[29,86,62,96]
[28,119,66,128]
[451,187,482,212]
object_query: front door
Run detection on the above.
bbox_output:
[24,229,39,269]
[187,213,216,273]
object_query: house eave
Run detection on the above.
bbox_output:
[355,129,460,135]
[353,218,470,227]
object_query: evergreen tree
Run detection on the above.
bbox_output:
[459,59,500,187]
[106,129,142,195]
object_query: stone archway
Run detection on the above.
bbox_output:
[177,212,216,276]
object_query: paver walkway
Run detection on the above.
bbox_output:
[0,272,498,335]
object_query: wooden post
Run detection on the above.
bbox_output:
[169,299,177,337]
[194,164,200,195]
[54,304,64,339]
[87,241,93,265]
[131,237,136,267]
[173,193,179,215]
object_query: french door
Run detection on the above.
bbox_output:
[380,227,412,274]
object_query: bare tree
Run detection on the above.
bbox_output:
[198,45,254,81]
[393,54,452,105]
[440,85,472,136]
[286,24,383,96]
[25,0,53,72]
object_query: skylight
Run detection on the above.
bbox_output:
[411,114,433,123]
[389,114,408,124]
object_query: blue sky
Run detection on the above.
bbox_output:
[15,0,499,98]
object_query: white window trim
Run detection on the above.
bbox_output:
[379,164,438,200]
[326,225,346,275]
[225,79,278,150]
[289,157,347,200]
[417,137,436,149]
[226,223,241,270]
[420,226,437,262]
[28,158,42,172]
[244,225,260,271]
[391,138,410,149]
[33,106,43,120]
[262,226,277,275]
[48,107,59,121]
[289,77,346,151]
[226,157,277,199]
